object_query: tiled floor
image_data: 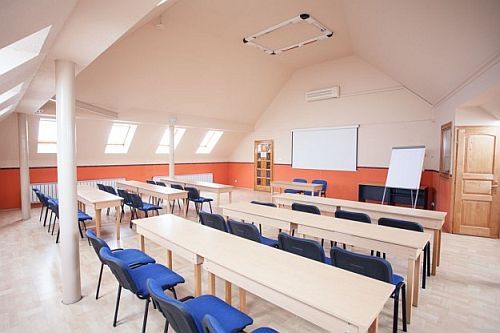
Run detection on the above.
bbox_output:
[1,188,499,332]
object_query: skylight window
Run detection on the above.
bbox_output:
[105,123,137,154]
[156,127,186,154]
[0,83,23,105]
[0,105,14,117]
[37,118,57,154]
[0,26,51,76]
[196,130,223,154]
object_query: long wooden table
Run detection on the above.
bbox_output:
[270,180,323,196]
[77,184,122,239]
[134,215,394,333]
[273,193,446,275]
[116,180,189,216]
[160,176,234,206]
[221,201,430,324]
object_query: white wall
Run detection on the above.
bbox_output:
[230,56,436,169]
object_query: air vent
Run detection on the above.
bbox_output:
[305,87,339,102]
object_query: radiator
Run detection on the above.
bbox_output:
[30,177,126,203]
[153,173,213,183]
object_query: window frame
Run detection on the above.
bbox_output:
[37,118,57,154]
[104,123,137,154]
[156,127,186,154]
[196,130,223,154]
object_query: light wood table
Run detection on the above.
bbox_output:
[160,176,234,206]
[221,201,431,324]
[270,180,323,196]
[273,193,446,275]
[116,180,189,216]
[134,214,393,333]
[77,184,122,239]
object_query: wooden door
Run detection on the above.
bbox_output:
[254,140,273,192]
[453,127,500,238]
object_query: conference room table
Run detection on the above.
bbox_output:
[77,184,122,239]
[134,214,394,333]
[273,193,446,275]
[116,180,189,216]
[160,176,234,206]
[221,201,431,324]
[270,180,323,196]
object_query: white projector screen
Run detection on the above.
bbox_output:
[385,146,426,190]
[292,126,358,171]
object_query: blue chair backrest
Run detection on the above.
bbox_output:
[171,184,184,191]
[378,217,424,232]
[117,189,132,205]
[335,210,371,223]
[86,229,111,263]
[330,247,393,284]
[312,179,327,191]
[104,185,117,195]
[146,180,157,185]
[147,279,200,333]
[250,201,277,208]
[156,181,167,187]
[227,220,261,243]
[99,247,139,294]
[185,186,201,200]
[202,315,226,333]
[199,212,228,232]
[38,193,50,206]
[97,183,106,191]
[292,178,307,183]
[128,192,144,209]
[278,232,325,263]
[291,203,321,215]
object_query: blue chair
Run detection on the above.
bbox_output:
[202,314,279,333]
[186,186,213,215]
[86,229,156,299]
[379,218,431,289]
[278,232,331,264]
[146,180,157,185]
[128,192,161,227]
[284,178,306,194]
[170,184,185,212]
[199,212,228,232]
[292,202,323,242]
[99,248,185,333]
[147,279,253,333]
[156,181,167,187]
[102,185,118,215]
[250,201,277,234]
[334,210,372,251]
[228,219,279,248]
[32,188,45,223]
[304,179,328,196]
[117,189,133,222]
[330,247,407,333]
[97,183,106,191]
[38,192,57,227]
[52,204,93,244]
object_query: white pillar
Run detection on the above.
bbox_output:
[18,113,31,220]
[168,119,175,177]
[55,59,81,304]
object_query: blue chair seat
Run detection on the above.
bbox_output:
[324,257,332,265]
[392,273,404,286]
[192,197,213,203]
[261,236,279,248]
[140,202,162,211]
[284,189,301,194]
[129,264,185,297]
[185,295,253,332]
[113,249,155,267]
[253,328,279,333]
[78,211,92,221]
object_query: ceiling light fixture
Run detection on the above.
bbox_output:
[243,13,333,55]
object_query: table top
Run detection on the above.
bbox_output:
[273,193,446,222]
[77,184,122,204]
[134,215,394,330]
[160,177,234,190]
[271,180,323,188]
[117,180,187,196]
[222,202,430,251]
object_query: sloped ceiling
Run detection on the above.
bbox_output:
[461,83,500,119]
[342,0,500,106]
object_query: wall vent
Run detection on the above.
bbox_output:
[305,87,339,102]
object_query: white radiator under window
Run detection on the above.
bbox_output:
[153,173,213,183]
[30,177,126,203]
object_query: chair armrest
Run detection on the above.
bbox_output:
[128,262,149,269]
[179,296,195,302]
[111,248,124,252]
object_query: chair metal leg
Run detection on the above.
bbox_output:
[422,247,427,289]
[145,210,148,218]
[113,285,122,327]
[142,297,150,333]
[171,287,177,299]
[51,218,58,236]
[259,224,262,234]
[48,211,53,232]
[401,284,407,332]
[43,207,49,226]
[96,263,104,299]
[393,287,400,333]
[171,202,175,214]
[78,221,84,239]
[39,206,44,222]
[208,201,212,213]
[427,243,431,277]
[164,320,169,333]
[177,199,181,210]
[106,207,110,216]
[56,227,60,244]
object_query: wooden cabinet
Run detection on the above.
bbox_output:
[254,140,273,192]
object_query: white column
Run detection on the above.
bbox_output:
[55,59,81,304]
[168,119,176,177]
[18,113,31,220]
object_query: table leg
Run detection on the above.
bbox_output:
[228,191,232,203]
[432,229,439,275]
[194,264,202,297]
[406,259,415,324]
[437,230,442,266]
[139,235,145,251]
[413,253,421,306]
[95,208,102,238]
[217,193,221,207]
[368,316,378,333]
[225,281,232,305]
[166,250,173,269]
[208,272,216,295]
[239,288,247,312]
[115,205,121,240]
